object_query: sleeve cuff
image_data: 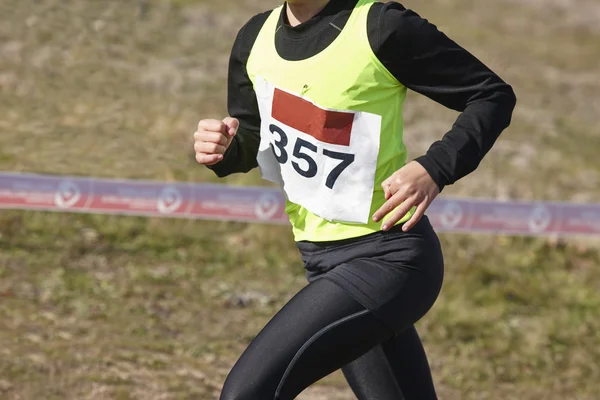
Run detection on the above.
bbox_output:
[414,155,448,193]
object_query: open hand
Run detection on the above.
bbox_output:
[372,161,440,232]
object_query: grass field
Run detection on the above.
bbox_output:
[1,0,599,398]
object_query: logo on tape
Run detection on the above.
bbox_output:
[529,205,552,233]
[255,193,280,220]
[55,180,82,209]
[440,201,464,230]
[158,186,183,214]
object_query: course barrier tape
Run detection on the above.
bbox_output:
[1,172,600,236]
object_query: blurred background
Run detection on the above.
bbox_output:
[0,0,599,399]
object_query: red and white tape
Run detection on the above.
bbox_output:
[1,172,599,236]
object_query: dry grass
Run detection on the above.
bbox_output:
[0,0,599,399]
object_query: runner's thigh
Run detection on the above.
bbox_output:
[219,278,394,400]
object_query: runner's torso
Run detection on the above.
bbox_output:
[209,0,516,242]
[247,0,412,241]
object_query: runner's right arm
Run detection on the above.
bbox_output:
[206,13,270,178]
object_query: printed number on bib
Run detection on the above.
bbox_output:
[269,124,355,189]
[254,76,381,224]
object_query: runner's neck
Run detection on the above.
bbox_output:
[286,0,331,26]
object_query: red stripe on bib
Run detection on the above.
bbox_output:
[272,88,354,146]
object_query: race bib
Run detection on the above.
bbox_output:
[255,77,381,224]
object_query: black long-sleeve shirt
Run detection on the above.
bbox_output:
[209,0,517,192]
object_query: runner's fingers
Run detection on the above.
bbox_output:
[381,181,391,200]
[195,141,226,155]
[381,175,392,188]
[401,200,428,232]
[222,117,240,137]
[194,130,228,146]
[372,191,409,223]
[198,119,227,134]
[381,196,417,231]
[195,152,223,165]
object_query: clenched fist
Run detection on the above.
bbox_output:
[194,117,239,166]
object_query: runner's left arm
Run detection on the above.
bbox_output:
[369,3,517,192]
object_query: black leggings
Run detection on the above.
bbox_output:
[220,279,438,400]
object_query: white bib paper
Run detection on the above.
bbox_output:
[255,77,381,224]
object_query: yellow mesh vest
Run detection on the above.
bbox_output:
[246,0,414,241]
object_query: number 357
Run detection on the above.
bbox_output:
[269,124,355,190]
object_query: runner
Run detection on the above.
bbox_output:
[193,1,516,399]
